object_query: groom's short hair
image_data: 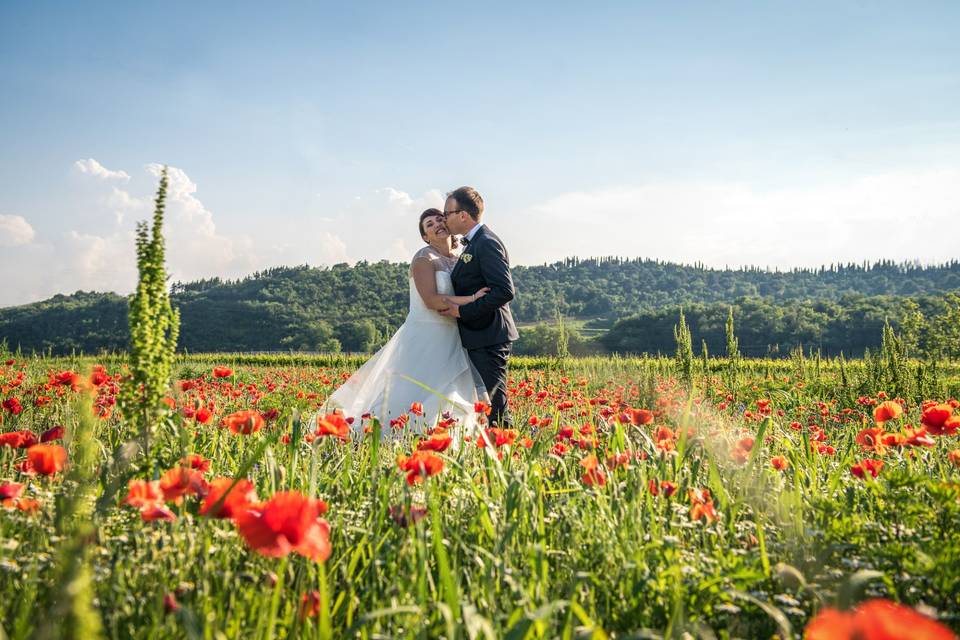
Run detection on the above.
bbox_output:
[447,186,484,221]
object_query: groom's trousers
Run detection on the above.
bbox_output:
[467,342,513,428]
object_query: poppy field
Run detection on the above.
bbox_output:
[2,351,960,639]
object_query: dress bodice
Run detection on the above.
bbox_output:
[407,271,456,324]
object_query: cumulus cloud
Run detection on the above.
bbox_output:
[0,161,352,306]
[73,158,131,181]
[0,214,36,247]
[509,167,960,269]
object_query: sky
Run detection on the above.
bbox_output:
[1,1,958,307]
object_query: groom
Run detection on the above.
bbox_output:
[439,186,519,428]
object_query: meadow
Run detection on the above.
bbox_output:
[1,350,959,639]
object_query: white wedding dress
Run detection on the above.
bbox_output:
[324,246,489,439]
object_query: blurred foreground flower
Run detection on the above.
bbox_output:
[804,598,954,639]
[234,491,331,561]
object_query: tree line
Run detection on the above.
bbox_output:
[2,258,960,356]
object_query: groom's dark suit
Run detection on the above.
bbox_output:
[451,224,519,427]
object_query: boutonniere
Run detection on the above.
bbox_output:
[461,253,473,264]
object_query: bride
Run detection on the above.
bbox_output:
[323,208,491,439]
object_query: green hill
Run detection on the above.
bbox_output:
[2,257,960,356]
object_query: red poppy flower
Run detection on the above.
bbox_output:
[180,454,211,472]
[688,488,718,523]
[140,504,177,522]
[40,425,65,443]
[851,458,884,479]
[234,491,331,561]
[194,406,214,424]
[805,598,953,640]
[26,444,67,476]
[314,412,350,440]
[212,366,233,378]
[200,478,258,519]
[770,455,789,471]
[223,409,265,435]
[300,591,323,620]
[417,432,453,452]
[0,430,37,448]
[159,467,209,503]
[856,427,887,454]
[474,401,492,416]
[1,481,24,508]
[3,398,24,415]
[627,408,654,425]
[123,479,164,509]
[948,449,960,467]
[921,403,956,436]
[873,401,903,423]
[409,402,424,417]
[15,497,40,513]
[580,454,606,486]
[397,450,445,485]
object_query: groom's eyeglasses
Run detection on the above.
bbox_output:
[443,209,464,217]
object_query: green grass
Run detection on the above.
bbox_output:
[1,353,959,638]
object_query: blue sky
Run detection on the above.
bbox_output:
[1,1,959,305]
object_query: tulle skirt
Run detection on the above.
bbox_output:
[323,317,489,442]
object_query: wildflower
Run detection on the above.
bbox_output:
[388,503,428,528]
[856,427,887,454]
[140,504,177,522]
[804,598,953,640]
[212,366,233,378]
[551,442,569,456]
[851,459,884,479]
[16,497,40,514]
[0,430,37,448]
[947,449,960,467]
[123,479,164,509]
[397,451,445,485]
[26,444,67,476]
[223,409,265,435]
[730,437,754,464]
[194,406,214,424]
[903,427,936,447]
[580,454,606,487]
[770,455,789,471]
[648,478,677,498]
[163,593,180,614]
[300,591,322,620]
[1,481,24,508]
[316,413,350,440]
[921,403,957,436]
[180,454,211,472]
[409,402,423,417]
[474,401,491,416]
[688,488,718,523]
[234,491,331,561]
[200,478,258,519]
[40,425,64,442]
[626,408,654,426]
[3,397,24,415]
[873,401,903,423]
[159,467,209,503]
[417,432,453,452]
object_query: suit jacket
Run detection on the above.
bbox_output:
[450,225,520,350]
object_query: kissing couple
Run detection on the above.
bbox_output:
[325,186,519,441]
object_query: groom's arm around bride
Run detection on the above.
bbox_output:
[440,186,520,428]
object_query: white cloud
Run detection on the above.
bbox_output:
[0,162,352,306]
[509,167,960,268]
[73,158,131,181]
[0,214,36,247]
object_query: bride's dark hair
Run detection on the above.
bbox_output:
[419,208,458,249]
